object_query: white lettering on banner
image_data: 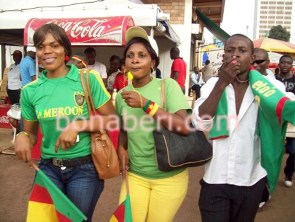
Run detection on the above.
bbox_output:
[204,49,224,75]
[48,19,110,40]
[0,115,9,124]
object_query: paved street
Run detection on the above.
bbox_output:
[0,128,294,222]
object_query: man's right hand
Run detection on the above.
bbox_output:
[218,59,241,86]
[15,132,33,164]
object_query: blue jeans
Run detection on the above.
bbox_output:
[39,160,104,221]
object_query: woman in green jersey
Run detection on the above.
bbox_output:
[15,23,116,221]
[115,26,191,222]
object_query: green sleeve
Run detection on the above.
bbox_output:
[88,70,111,109]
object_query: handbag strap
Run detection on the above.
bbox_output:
[85,71,97,113]
[79,68,95,116]
[161,79,167,111]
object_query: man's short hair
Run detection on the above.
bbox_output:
[225,34,254,53]
[279,55,293,63]
[84,47,96,54]
[253,48,269,59]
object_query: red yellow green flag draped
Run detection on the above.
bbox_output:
[109,194,132,222]
[26,168,87,222]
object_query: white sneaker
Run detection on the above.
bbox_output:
[285,177,293,187]
[258,194,271,209]
[259,201,266,208]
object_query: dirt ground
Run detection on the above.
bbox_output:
[0,128,295,222]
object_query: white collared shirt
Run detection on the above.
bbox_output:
[7,63,21,90]
[192,77,267,186]
[87,61,107,79]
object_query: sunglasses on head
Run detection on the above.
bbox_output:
[252,60,266,65]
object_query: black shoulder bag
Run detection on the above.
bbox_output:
[153,79,212,172]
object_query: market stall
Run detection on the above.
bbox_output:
[0,0,180,77]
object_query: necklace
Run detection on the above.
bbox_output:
[235,76,249,83]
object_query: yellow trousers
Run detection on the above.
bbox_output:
[119,170,189,222]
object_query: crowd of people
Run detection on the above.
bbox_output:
[5,22,294,222]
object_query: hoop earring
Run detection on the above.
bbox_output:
[151,67,155,73]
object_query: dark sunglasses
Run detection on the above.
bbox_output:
[252,60,266,65]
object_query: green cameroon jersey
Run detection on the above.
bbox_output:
[116,77,191,179]
[21,65,111,159]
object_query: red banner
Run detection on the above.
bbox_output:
[24,16,134,46]
[0,104,11,129]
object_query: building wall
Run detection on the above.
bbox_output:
[143,0,185,24]
[142,0,193,93]
[255,0,294,42]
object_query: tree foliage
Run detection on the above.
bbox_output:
[268,25,290,41]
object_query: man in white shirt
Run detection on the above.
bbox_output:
[7,50,22,104]
[107,55,121,92]
[84,47,107,85]
[190,66,204,108]
[193,34,267,222]
[190,66,204,93]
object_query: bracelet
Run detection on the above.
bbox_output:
[145,101,155,114]
[143,100,152,112]
[16,131,30,139]
[149,104,159,116]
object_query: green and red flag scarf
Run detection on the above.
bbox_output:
[209,68,295,193]
[27,168,87,222]
[109,194,132,222]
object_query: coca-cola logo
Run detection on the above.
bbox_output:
[47,18,110,40]
[25,16,134,45]
[0,115,9,124]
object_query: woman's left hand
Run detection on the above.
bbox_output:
[121,90,147,108]
[55,124,78,152]
[117,145,129,177]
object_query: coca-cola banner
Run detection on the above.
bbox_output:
[0,104,11,129]
[24,16,134,46]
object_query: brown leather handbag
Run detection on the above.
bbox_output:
[80,69,120,179]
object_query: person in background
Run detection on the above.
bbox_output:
[14,23,116,221]
[20,46,36,87]
[252,48,275,79]
[18,46,37,132]
[71,55,87,69]
[276,55,295,188]
[193,34,279,222]
[107,55,121,92]
[275,67,280,76]
[201,59,214,82]
[252,49,285,91]
[113,58,128,92]
[170,46,187,94]
[190,66,204,97]
[7,50,22,104]
[116,26,190,222]
[84,47,107,85]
